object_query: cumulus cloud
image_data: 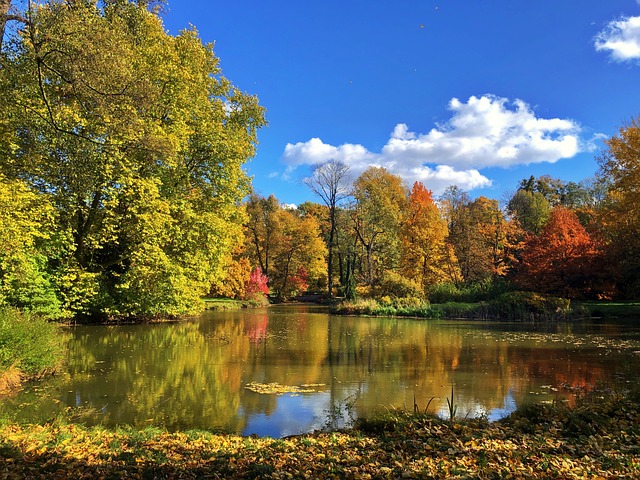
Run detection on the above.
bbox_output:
[595,15,640,62]
[282,95,584,194]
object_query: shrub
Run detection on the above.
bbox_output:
[0,308,65,377]
[243,268,269,303]
[374,271,424,300]
[488,291,571,321]
[428,278,512,303]
[332,298,380,315]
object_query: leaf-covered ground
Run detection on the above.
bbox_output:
[1,390,639,479]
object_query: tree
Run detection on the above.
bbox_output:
[269,208,327,299]
[0,0,27,53]
[507,189,551,235]
[515,207,609,298]
[598,116,640,298]
[442,190,520,284]
[245,194,281,279]
[0,174,61,317]
[400,182,449,292]
[0,1,265,318]
[303,160,351,298]
[244,196,327,299]
[209,245,252,300]
[352,167,407,286]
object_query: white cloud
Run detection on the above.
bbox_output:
[595,15,640,62]
[281,95,584,194]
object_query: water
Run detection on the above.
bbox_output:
[2,304,640,437]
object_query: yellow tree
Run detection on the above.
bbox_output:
[270,208,327,299]
[352,167,408,286]
[244,196,327,299]
[400,182,449,291]
[598,116,640,298]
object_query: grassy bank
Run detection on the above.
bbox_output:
[580,301,640,318]
[333,291,579,321]
[203,297,270,311]
[0,308,65,393]
[0,387,638,478]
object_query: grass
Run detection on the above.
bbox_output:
[203,295,271,310]
[0,308,65,387]
[333,291,577,321]
[580,301,640,318]
[1,385,639,478]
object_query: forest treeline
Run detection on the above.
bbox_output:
[1,1,639,323]
[237,157,636,307]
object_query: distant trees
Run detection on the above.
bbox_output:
[303,160,351,298]
[244,195,326,300]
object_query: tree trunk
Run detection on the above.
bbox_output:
[0,0,12,51]
[327,207,336,297]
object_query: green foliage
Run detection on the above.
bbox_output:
[0,308,65,376]
[508,188,551,234]
[0,175,62,319]
[428,278,511,304]
[487,291,571,321]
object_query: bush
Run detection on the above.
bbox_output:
[428,278,512,303]
[0,308,65,376]
[374,271,424,300]
[332,298,380,315]
[488,291,571,321]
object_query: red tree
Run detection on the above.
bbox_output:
[515,207,610,298]
[244,267,269,300]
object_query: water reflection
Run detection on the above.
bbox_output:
[2,304,640,437]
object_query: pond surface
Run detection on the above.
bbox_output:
[2,304,640,437]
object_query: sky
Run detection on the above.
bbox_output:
[161,1,640,207]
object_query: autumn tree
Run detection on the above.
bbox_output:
[0,1,265,318]
[244,196,327,299]
[442,189,519,285]
[399,182,449,292]
[514,207,609,298]
[268,207,327,299]
[245,194,281,279]
[209,245,252,300]
[303,160,351,298]
[598,116,640,298]
[352,167,407,286]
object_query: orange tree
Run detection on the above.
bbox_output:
[514,207,611,298]
[399,182,449,292]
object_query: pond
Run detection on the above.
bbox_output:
[2,304,640,438]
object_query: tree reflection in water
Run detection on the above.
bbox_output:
[2,304,639,437]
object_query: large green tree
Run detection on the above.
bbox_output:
[0,1,265,318]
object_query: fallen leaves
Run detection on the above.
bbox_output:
[1,390,640,478]
[244,382,326,395]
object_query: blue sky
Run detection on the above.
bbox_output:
[162,1,640,206]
